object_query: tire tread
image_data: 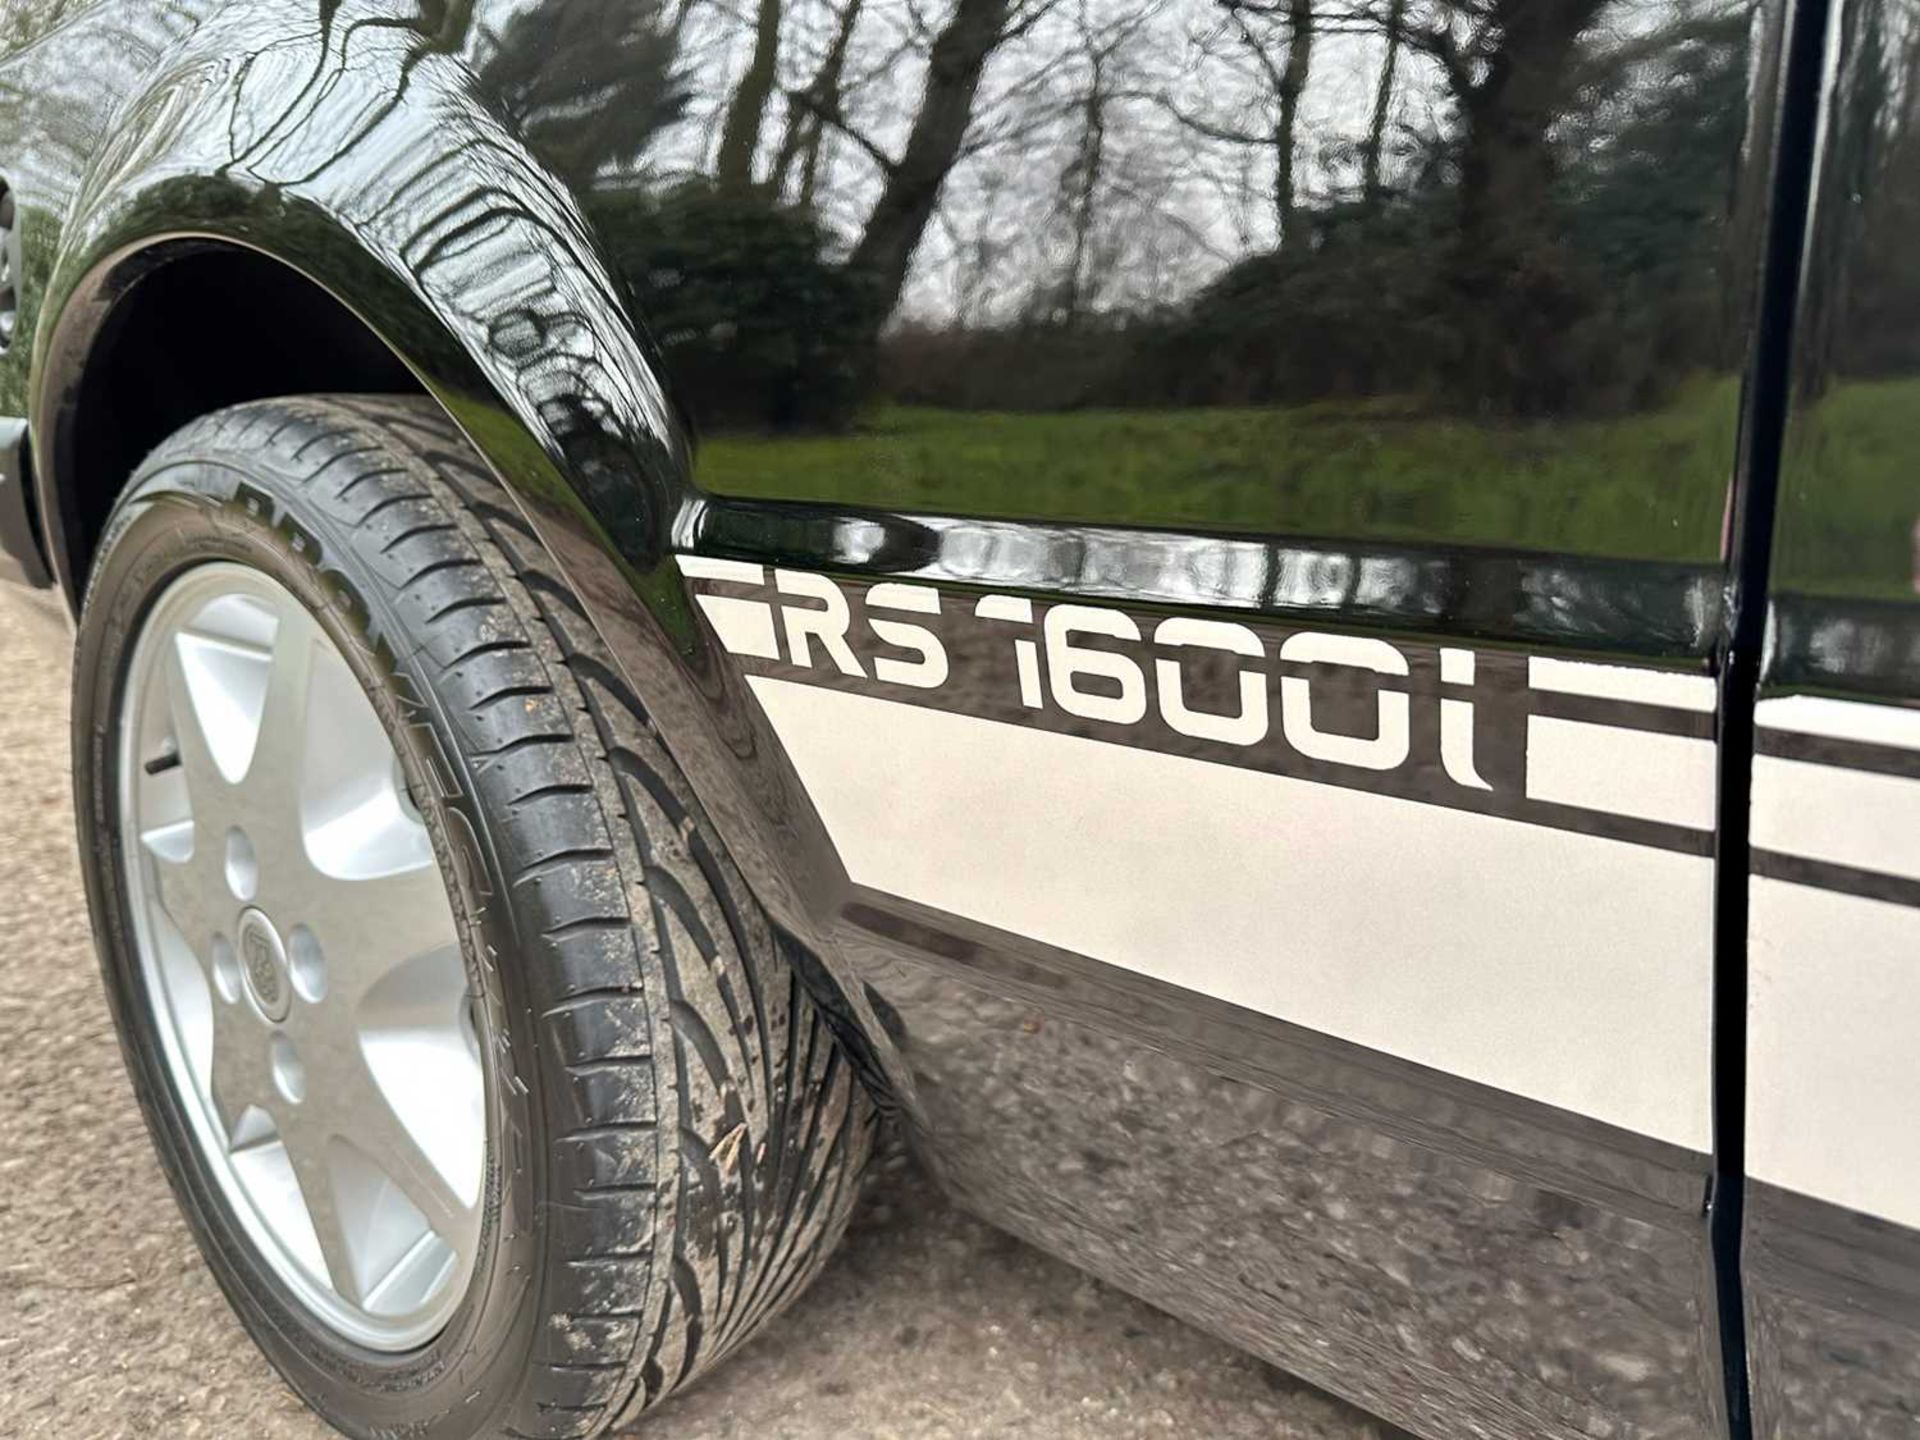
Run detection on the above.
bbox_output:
[128,395,874,1439]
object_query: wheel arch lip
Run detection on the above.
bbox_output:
[27,4,693,612]
[33,223,575,601]
[24,14,896,1113]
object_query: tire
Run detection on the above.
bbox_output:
[71,394,876,1439]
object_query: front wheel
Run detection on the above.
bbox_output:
[72,395,874,1439]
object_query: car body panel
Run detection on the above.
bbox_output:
[0,0,1886,1436]
[1744,0,1920,1426]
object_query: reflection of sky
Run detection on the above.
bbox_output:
[583,0,1735,326]
[0,0,1751,355]
[646,0,1435,321]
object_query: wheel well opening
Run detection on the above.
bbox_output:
[64,245,422,592]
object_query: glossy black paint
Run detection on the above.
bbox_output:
[680,498,1731,656]
[1746,1182,1920,1437]
[0,0,1841,1436]
[0,413,47,588]
[840,891,1723,1440]
[1709,0,1837,1421]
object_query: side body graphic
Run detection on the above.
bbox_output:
[683,559,1719,1147]
[8,0,1917,1436]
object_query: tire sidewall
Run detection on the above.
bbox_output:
[73,452,547,1439]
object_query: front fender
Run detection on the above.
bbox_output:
[26,1,888,1099]
[34,0,687,597]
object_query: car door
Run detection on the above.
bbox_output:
[630,0,1796,1435]
[0,0,1859,1429]
[1744,0,1920,1429]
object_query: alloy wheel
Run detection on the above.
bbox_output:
[116,562,486,1351]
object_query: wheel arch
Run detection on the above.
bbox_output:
[27,4,691,611]
[25,9,901,1117]
[32,237,424,601]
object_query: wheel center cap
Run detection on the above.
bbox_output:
[237,908,291,1023]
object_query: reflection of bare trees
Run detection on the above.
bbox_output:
[1362,0,1406,204]
[1163,0,1318,245]
[717,0,786,187]
[772,0,865,204]
[694,0,1060,331]
[0,0,78,52]
[1797,0,1920,389]
[453,0,1756,421]
[1027,0,1161,319]
[474,1,687,189]
[1430,0,1612,408]
[34,0,1739,431]
[839,0,1018,324]
[0,0,1774,431]
[16,0,1758,417]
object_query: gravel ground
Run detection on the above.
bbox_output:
[0,596,1399,1440]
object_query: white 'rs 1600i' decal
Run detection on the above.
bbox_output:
[678,555,1718,847]
[681,554,1920,1217]
[677,555,1721,1150]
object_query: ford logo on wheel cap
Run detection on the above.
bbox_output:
[236,909,290,1023]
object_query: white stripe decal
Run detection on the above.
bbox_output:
[750,675,1711,1150]
[1524,716,1717,829]
[1528,656,1716,711]
[676,555,760,582]
[677,557,781,660]
[1756,694,1920,748]
[1750,694,1920,1221]
[1753,756,1920,880]
[1750,879,1920,1228]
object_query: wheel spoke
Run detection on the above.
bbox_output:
[163,638,244,804]
[278,1124,367,1308]
[326,1055,472,1245]
[362,1232,457,1317]
[144,832,215,954]
[239,600,317,806]
[207,1001,273,1147]
[298,858,456,1004]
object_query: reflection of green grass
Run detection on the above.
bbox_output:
[699,378,1744,563]
[1776,378,1920,600]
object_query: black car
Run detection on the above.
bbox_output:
[0,0,1911,1436]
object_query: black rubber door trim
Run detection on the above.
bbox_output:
[1711,0,1835,1432]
